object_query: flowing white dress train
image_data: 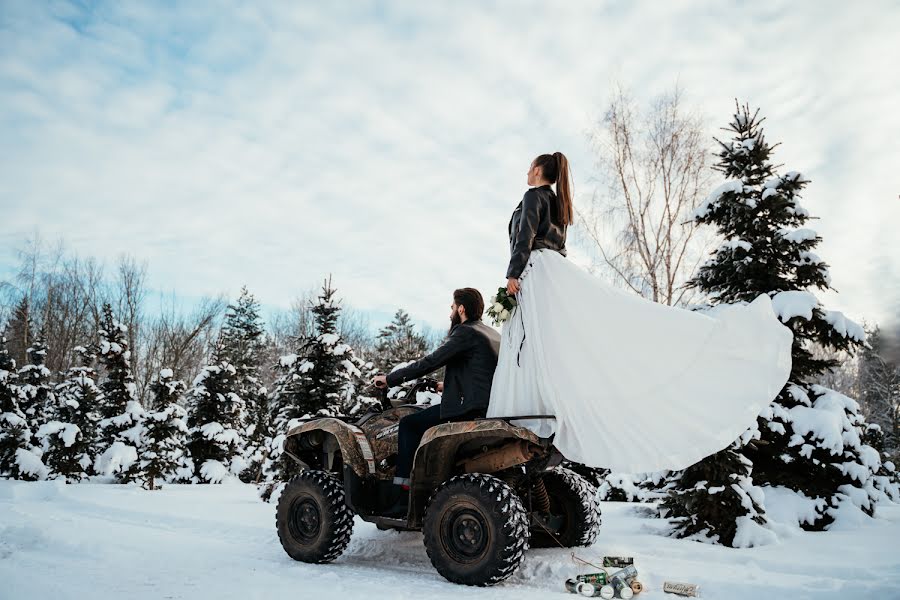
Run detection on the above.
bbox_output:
[487,248,793,473]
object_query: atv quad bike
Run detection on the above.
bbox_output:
[275,377,601,586]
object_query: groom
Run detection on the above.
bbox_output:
[373,287,501,517]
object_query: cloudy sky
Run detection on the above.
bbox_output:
[1,1,898,333]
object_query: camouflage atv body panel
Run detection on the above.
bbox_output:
[409,419,543,488]
[358,406,422,479]
[285,406,424,480]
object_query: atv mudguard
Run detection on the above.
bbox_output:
[284,418,376,479]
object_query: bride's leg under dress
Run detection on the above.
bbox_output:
[487,249,793,473]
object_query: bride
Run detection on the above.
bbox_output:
[487,151,794,473]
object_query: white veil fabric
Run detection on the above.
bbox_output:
[487,248,793,473]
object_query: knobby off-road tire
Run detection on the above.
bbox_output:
[276,470,354,563]
[529,466,601,548]
[423,473,530,586]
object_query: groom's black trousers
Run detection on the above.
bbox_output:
[394,404,486,483]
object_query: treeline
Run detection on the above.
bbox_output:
[0,251,439,490]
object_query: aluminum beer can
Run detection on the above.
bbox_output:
[598,584,615,599]
[576,572,608,586]
[663,581,701,597]
[609,565,638,582]
[576,582,596,597]
[602,556,634,568]
[565,578,580,594]
[612,577,634,599]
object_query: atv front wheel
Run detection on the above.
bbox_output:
[423,473,530,586]
[528,466,601,548]
[276,470,354,563]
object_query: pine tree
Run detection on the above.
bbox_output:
[17,329,54,438]
[0,328,46,480]
[216,286,271,483]
[136,368,189,489]
[185,340,247,483]
[375,308,429,371]
[94,303,145,482]
[38,346,101,482]
[5,297,34,369]
[263,277,360,496]
[663,102,897,539]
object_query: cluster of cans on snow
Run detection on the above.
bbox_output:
[565,556,700,598]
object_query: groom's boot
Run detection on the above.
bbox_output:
[382,477,410,518]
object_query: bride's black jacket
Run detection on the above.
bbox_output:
[506,184,567,279]
[385,318,501,420]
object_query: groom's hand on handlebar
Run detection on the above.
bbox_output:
[507,277,520,295]
[373,375,388,388]
[437,381,444,392]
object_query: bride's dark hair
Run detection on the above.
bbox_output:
[533,152,574,226]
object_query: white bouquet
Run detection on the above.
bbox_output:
[486,286,518,326]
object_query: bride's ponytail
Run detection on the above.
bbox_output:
[533,152,574,226]
[553,151,574,226]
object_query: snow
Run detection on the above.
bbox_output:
[760,485,828,532]
[731,515,778,548]
[1,411,26,428]
[771,290,819,322]
[200,422,225,439]
[1,481,898,599]
[823,310,866,342]
[36,421,80,447]
[719,238,752,253]
[278,353,298,368]
[319,333,340,345]
[691,180,744,219]
[14,449,47,479]
[778,227,818,243]
[199,460,232,483]
[94,441,138,476]
[159,368,173,378]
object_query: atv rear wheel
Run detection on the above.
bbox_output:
[423,473,530,586]
[528,467,601,548]
[276,470,354,563]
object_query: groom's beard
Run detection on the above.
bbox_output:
[448,311,462,335]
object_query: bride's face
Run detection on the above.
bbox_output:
[527,161,541,186]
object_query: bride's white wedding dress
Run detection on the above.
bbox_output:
[487,248,794,473]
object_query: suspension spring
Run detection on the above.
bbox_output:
[531,477,551,513]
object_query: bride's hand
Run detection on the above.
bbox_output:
[506,277,520,295]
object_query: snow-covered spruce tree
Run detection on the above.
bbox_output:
[17,330,55,439]
[38,346,102,482]
[185,339,247,484]
[664,102,896,536]
[94,303,145,482]
[262,277,360,498]
[0,329,47,480]
[216,286,271,483]
[134,368,189,490]
[344,354,381,416]
[374,308,429,372]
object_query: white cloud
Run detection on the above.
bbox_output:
[1,0,898,331]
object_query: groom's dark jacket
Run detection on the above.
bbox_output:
[385,318,501,420]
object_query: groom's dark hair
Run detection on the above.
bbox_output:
[453,288,484,321]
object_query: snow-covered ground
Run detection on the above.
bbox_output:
[1,480,899,600]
